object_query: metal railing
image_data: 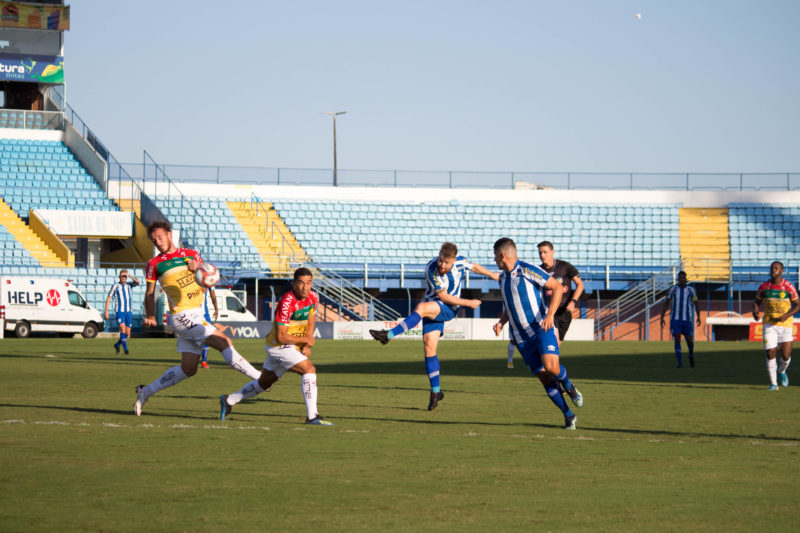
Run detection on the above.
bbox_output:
[248,193,300,261]
[119,162,800,191]
[594,262,682,340]
[293,259,402,322]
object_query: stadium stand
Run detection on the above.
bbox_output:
[0,139,117,217]
[148,195,270,273]
[272,199,682,268]
[728,203,800,267]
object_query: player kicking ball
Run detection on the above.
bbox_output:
[492,237,583,430]
[369,242,499,410]
[219,267,333,426]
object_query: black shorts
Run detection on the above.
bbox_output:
[554,308,573,341]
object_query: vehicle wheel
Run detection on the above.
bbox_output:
[14,321,31,338]
[81,322,99,339]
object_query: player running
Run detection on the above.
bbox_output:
[368,242,499,410]
[133,220,262,416]
[753,261,800,390]
[219,267,333,426]
[492,237,583,430]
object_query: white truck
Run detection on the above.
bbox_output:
[0,276,104,338]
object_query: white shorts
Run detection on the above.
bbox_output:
[263,344,307,377]
[763,324,794,350]
[172,308,217,355]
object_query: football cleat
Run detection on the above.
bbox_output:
[305,415,334,426]
[780,371,789,388]
[134,384,145,416]
[219,395,231,420]
[427,391,445,411]
[567,386,583,408]
[767,384,779,391]
[201,361,209,369]
[564,415,577,430]
[369,329,390,345]
[114,343,120,355]
[507,361,514,369]
[124,349,129,355]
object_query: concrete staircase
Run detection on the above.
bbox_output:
[227,201,308,276]
[679,207,730,281]
[0,199,71,268]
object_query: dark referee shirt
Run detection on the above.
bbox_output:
[540,259,580,311]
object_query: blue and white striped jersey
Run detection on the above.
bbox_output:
[422,255,473,311]
[107,282,135,313]
[498,260,552,345]
[666,284,697,322]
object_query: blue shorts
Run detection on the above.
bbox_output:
[670,319,694,338]
[421,302,457,335]
[115,311,132,328]
[517,328,560,374]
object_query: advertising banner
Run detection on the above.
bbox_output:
[0,2,70,30]
[34,209,133,237]
[210,321,334,340]
[0,53,63,83]
[749,322,800,342]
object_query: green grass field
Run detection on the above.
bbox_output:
[1,337,798,532]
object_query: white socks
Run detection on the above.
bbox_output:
[779,357,791,374]
[143,365,188,401]
[227,380,266,405]
[767,358,778,386]
[301,373,318,419]
[221,346,262,380]
[507,342,515,363]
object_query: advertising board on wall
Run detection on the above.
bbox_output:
[0,53,63,83]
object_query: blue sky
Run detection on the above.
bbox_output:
[63,1,800,174]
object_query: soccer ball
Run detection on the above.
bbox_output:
[195,263,220,288]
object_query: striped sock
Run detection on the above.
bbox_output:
[425,355,441,393]
[544,380,573,417]
[389,312,422,339]
[555,365,573,392]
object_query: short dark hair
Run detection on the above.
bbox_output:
[771,261,784,270]
[678,270,687,277]
[493,237,516,253]
[146,220,172,236]
[439,242,458,258]
[537,240,554,250]
[294,267,313,280]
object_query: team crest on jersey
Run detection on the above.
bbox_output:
[780,292,786,298]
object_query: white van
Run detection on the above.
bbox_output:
[155,287,256,327]
[0,276,104,338]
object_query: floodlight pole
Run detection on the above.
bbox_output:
[323,111,346,186]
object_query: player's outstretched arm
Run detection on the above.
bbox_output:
[471,263,500,282]
[752,297,762,321]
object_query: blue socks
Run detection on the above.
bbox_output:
[201,345,209,363]
[425,355,441,393]
[674,339,683,366]
[555,365,573,392]
[119,332,128,352]
[544,380,573,417]
[389,312,422,339]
